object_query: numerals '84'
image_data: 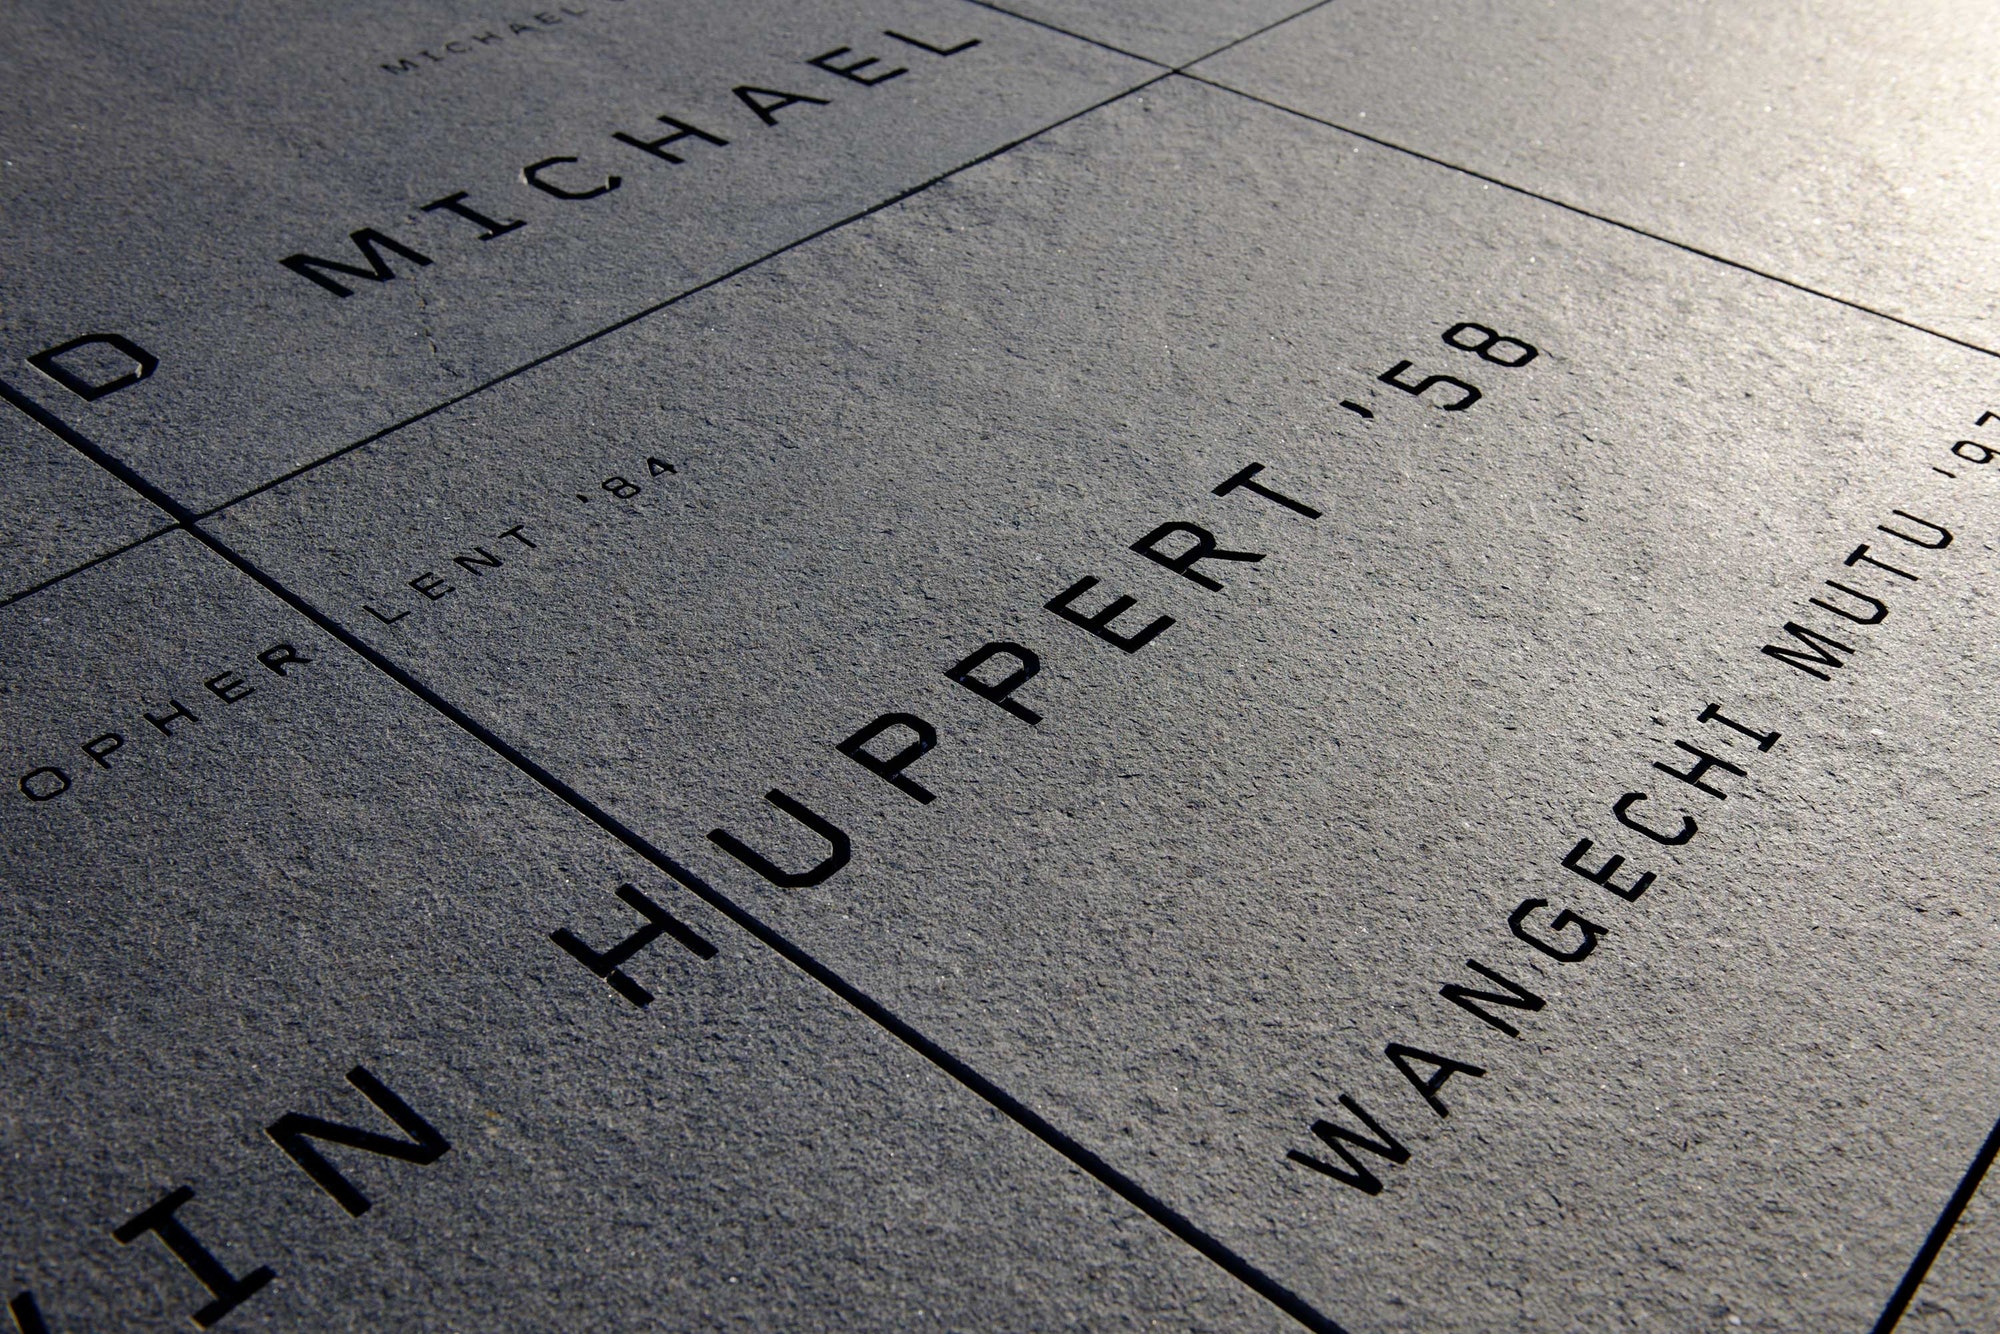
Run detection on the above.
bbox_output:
[1380,322,1538,411]
[591,456,677,503]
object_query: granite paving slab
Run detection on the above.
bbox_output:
[0,529,1293,1332]
[0,0,1150,511]
[0,391,168,604]
[206,76,2000,1331]
[1191,0,2000,355]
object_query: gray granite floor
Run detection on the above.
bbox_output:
[5,3,1997,1331]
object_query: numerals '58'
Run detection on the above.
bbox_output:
[1377,321,1539,412]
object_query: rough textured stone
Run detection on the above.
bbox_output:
[1903,1147,2000,1332]
[1193,0,2000,353]
[0,0,1151,511]
[0,531,1292,1332]
[0,393,168,603]
[212,76,2000,1332]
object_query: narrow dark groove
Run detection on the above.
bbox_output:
[0,524,176,609]
[1174,0,1338,70]
[952,0,1335,74]
[0,381,188,519]
[1180,72,2000,364]
[952,0,1167,66]
[1,377,1345,1334]
[198,72,1174,520]
[1871,1113,2000,1333]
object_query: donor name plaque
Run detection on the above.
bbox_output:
[4,2,1997,1332]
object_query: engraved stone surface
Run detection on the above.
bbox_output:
[210,75,2000,1332]
[9,2,2000,1328]
[0,392,167,603]
[1192,0,2000,352]
[0,531,1290,1331]
[0,0,1150,510]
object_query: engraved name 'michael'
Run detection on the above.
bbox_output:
[280,29,981,299]
[378,3,628,77]
[20,28,984,408]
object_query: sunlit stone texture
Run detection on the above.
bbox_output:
[216,77,2000,1333]
[1196,0,2000,351]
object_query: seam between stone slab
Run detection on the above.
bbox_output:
[1173,0,1340,70]
[0,520,179,610]
[0,383,179,610]
[949,0,1338,74]
[952,0,1170,66]
[3,359,1347,1334]
[1180,71,2000,365]
[194,70,1173,522]
[1872,1111,2000,1333]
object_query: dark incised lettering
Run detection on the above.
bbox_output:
[882,29,980,56]
[807,45,906,85]
[421,192,525,241]
[523,156,622,200]
[1129,521,1264,592]
[1809,579,1887,626]
[1509,898,1607,963]
[709,790,850,888]
[451,546,504,576]
[1652,740,1744,800]
[1696,702,1780,752]
[8,1292,49,1334]
[257,643,313,676]
[732,85,831,126]
[204,672,254,704]
[1439,959,1545,1038]
[1952,439,1994,464]
[27,333,157,402]
[142,699,198,738]
[1561,836,1654,901]
[552,882,716,1007]
[1760,621,1855,682]
[1611,790,1695,845]
[944,641,1043,725]
[1045,577,1173,653]
[266,1067,451,1217]
[18,767,69,802]
[1211,462,1322,519]
[1286,1095,1409,1194]
[1385,1043,1485,1118]
[837,712,938,804]
[1877,509,1952,550]
[1843,543,1917,582]
[280,229,432,297]
[112,1187,274,1329]
[612,114,729,164]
